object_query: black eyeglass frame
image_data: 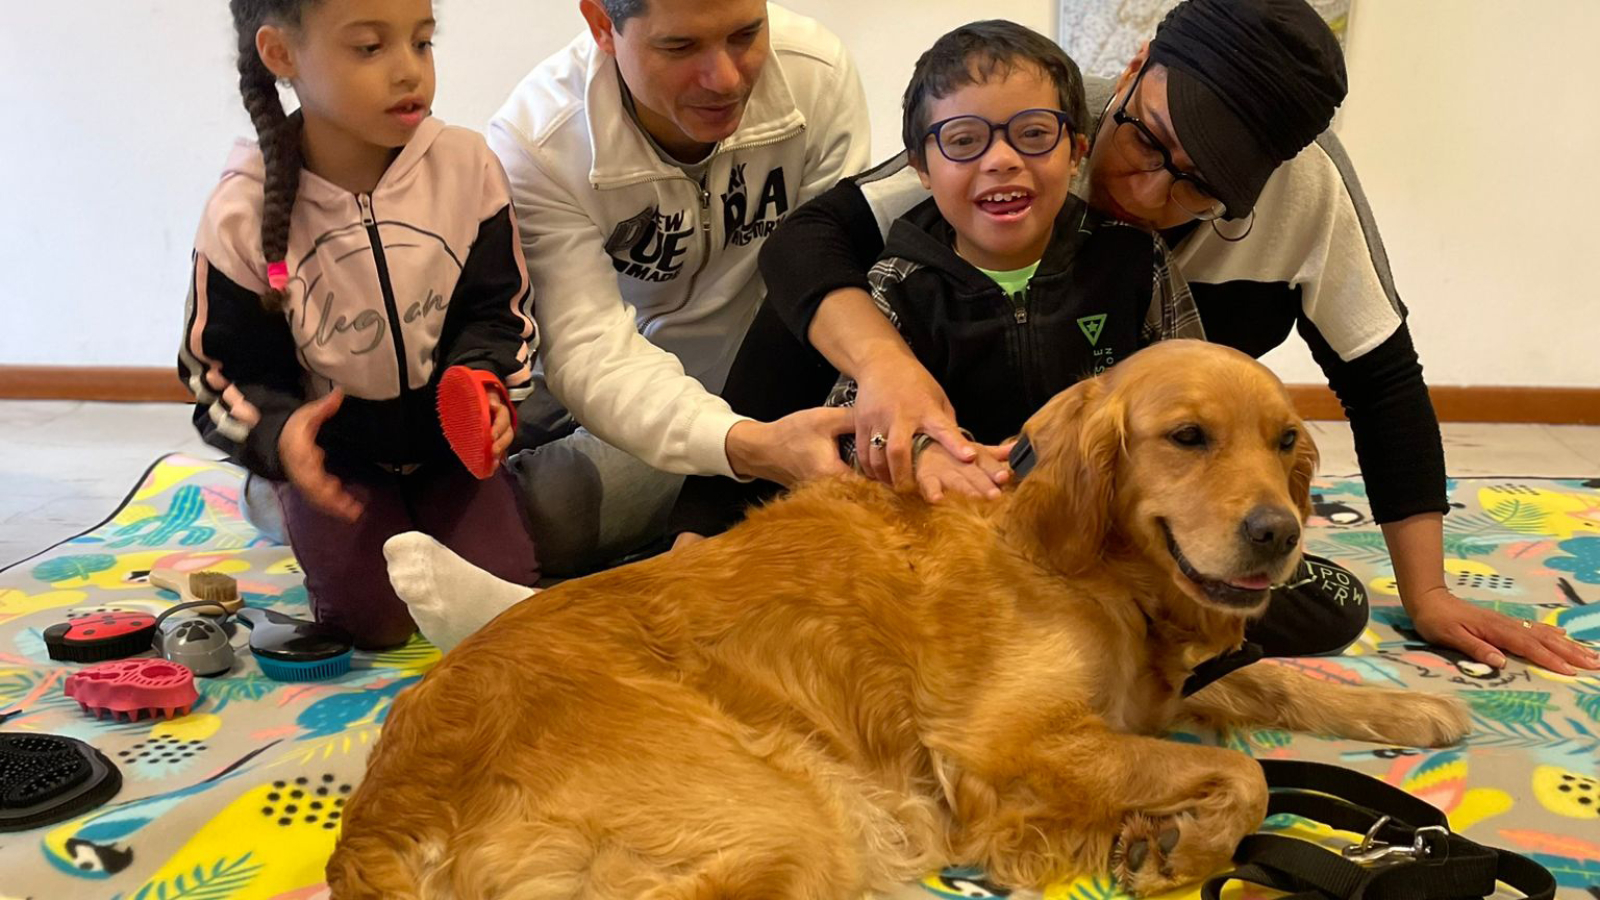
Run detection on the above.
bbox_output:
[1110,63,1227,220]
[921,108,1078,164]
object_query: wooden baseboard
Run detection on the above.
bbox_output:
[1288,385,1600,425]
[1,366,1596,425]
[0,366,192,403]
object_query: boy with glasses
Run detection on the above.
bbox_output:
[668,19,1203,527]
[819,20,1204,482]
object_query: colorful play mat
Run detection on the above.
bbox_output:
[1,456,1596,899]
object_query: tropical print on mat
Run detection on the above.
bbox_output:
[0,456,1596,899]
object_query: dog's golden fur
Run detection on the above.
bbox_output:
[329,341,1469,899]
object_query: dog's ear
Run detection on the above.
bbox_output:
[1289,420,1320,520]
[1006,377,1125,574]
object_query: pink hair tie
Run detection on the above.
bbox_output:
[267,261,289,291]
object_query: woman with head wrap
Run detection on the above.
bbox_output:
[680,0,1600,676]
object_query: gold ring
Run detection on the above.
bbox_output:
[1521,620,1533,629]
[869,432,887,450]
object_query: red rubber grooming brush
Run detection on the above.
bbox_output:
[44,611,158,663]
[437,365,514,479]
[64,659,198,722]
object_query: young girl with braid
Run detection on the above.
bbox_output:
[178,0,541,648]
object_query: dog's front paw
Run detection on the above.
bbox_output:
[1111,811,1229,897]
[1367,692,1471,748]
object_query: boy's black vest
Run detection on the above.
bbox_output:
[874,194,1152,444]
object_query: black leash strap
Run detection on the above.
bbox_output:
[1182,640,1264,696]
[1200,760,1555,900]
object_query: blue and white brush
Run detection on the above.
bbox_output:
[234,608,353,682]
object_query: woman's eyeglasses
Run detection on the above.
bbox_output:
[1109,64,1228,221]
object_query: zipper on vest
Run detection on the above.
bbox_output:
[1008,286,1037,410]
[358,193,411,403]
[1009,289,1029,324]
[680,176,713,308]
[640,173,714,327]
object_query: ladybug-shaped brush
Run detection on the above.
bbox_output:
[43,611,157,663]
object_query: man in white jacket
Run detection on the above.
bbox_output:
[488,0,870,573]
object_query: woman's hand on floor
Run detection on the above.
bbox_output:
[914,440,1013,503]
[1410,585,1600,675]
[279,390,364,522]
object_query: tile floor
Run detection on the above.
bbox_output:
[2,400,1598,569]
[0,401,211,569]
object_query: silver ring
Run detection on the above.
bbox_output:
[869,432,887,450]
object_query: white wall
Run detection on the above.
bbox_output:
[1,1,1594,388]
[1259,0,1600,387]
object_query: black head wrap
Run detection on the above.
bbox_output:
[1147,0,1347,217]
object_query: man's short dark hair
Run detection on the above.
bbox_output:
[902,20,1088,167]
[601,0,648,31]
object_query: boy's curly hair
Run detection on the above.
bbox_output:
[228,0,316,313]
[902,20,1088,168]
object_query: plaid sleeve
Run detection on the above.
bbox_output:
[826,255,922,467]
[1142,229,1206,345]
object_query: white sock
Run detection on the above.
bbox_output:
[383,532,536,653]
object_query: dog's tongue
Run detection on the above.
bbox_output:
[1228,574,1274,591]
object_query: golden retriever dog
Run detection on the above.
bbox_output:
[328,340,1468,899]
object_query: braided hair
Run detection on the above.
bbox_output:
[229,0,316,313]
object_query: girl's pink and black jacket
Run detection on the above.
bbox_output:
[177,117,538,479]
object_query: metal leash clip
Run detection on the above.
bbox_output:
[1341,816,1452,864]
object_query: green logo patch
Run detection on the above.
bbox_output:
[1077,314,1107,346]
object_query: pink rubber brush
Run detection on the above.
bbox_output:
[64,659,199,722]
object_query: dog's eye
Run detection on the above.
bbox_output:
[1169,425,1207,448]
[1279,429,1299,452]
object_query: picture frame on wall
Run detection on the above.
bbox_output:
[1059,0,1351,78]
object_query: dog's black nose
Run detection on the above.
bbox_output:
[1241,505,1300,557]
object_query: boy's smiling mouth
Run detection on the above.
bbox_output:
[975,186,1036,219]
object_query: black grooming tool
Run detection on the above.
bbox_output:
[0,733,122,832]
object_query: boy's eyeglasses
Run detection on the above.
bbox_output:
[1109,63,1227,220]
[923,108,1076,163]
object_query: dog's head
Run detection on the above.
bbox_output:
[1005,340,1318,616]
